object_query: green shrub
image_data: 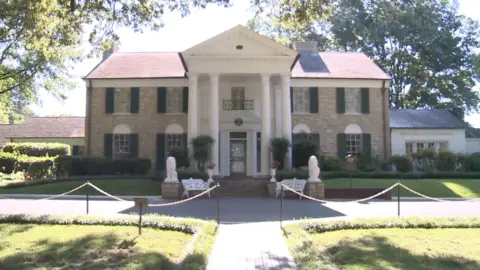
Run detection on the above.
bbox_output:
[26,160,53,180]
[168,147,190,168]
[176,168,208,181]
[471,152,480,172]
[14,155,55,173]
[0,172,25,181]
[436,150,457,171]
[389,155,413,172]
[2,142,70,157]
[355,154,383,172]
[0,152,17,174]
[411,149,437,171]
[271,137,291,170]
[53,156,151,176]
[292,133,319,168]
[191,135,214,171]
[275,169,309,181]
[456,153,472,172]
[322,156,343,171]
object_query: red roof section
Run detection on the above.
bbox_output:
[291,52,390,80]
[7,117,85,138]
[85,52,186,79]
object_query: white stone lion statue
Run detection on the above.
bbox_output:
[308,155,321,182]
[165,156,178,182]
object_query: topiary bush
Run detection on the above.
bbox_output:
[2,142,70,157]
[0,152,17,174]
[191,135,214,171]
[275,169,309,181]
[14,155,55,173]
[323,156,343,171]
[271,137,291,170]
[389,155,413,172]
[456,153,472,172]
[168,147,190,169]
[292,133,319,168]
[25,160,54,180]
[471,152,480,172]
[177,168,208,181]
[436,150,457,171]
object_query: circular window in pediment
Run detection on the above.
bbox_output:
[236,44,243,50]
[234,118,243,126]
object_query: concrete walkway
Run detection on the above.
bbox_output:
[207,222,296,270]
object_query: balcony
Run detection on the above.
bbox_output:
[222,100,254,110]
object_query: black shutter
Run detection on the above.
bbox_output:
[362,133,371,157]
[337,133,346,159]
[156,134,166,171]
[182,133,188,149]
[257,132,261,173]
[105,88,115,114]
[336,88,345,114]
[309,87,319,113]
[310,133,320,151]
[104,134,113,158]
[183,87,189,113]
[130,134,139,158]
[361,88,370,114]
[130,87,139,113]
[290,87,294,112]
[72,145,80,156]
[157,87,167,113]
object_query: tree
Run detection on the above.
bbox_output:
[0,0,230,121]
[250,0,480,118]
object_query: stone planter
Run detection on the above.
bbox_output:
[161,182,183,199]
[305,182,325,199]
[267,182,277,197]
[270,168,276,182]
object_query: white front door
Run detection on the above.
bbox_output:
[230,140,246,174]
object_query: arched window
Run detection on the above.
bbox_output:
[292,123,311,134]
[344,124,362,156]
[112,124,131,158]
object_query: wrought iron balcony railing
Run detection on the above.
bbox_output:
[222,100,254,110]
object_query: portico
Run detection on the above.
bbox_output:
[182,25,297,177]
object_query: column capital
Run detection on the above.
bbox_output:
[281,74,291,81]
[208,73,220,81]
[187,72,199,81]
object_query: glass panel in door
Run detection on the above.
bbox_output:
[230,140,246,173]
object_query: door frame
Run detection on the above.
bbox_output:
[229,139,247,175]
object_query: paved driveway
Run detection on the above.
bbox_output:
[1,197,480,222]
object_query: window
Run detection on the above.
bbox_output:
[72,145,85,156]
[292,87,310,113]
[404,141,449,154]
[114,88,130,113]
[231,87,245,110]
[167,87,183,113]
[166,134,183,153]
[405,142,413,154]
[345,134,362,156]
[113,134,130,158]
[345,88,361,113]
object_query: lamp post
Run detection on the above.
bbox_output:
[345,155,356,189]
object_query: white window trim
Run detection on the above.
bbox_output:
[292,87,311,114]
[405,141,449,154]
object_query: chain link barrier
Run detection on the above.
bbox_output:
[399,183,480,203]
[87,182,127,202]
[149,185,219,207]
[281,183,400,203]
[38,182,90,200]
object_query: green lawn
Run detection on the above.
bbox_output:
[0,179,160,196]
[324,178,480,198]
[0,224,194,269]
[289,228,480,270]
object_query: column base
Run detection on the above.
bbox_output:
[305,182,325,199]
[161,182,183,199]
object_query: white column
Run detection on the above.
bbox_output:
[209,73,220,174]
[261,73,271,176]
[281,74,292,168]
[187,73,199,143]
[275,86,282,137]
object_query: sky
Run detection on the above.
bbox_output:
[30,0,480,128]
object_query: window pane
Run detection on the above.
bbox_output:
[427,142,436,149]
[114,88,131,113]
[416,142,424,153]
[440,142,448,150]
[345,133,362,156]
[345,88,360,113]
[293,87,309,113]
[113,134,130,158]
[405,142,413,154]
[167,88,183,113]
[231,87,245,110]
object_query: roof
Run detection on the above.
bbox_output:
[0,124,17,147]
[6,117,85,139]
[466,127,480,138]
[84,52,186,79]
[291,52,390,80]
[390,109,468,129]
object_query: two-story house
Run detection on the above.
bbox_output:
[83,25,391,177]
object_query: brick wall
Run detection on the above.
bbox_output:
[292,87,386,158]
[88,87,187,170]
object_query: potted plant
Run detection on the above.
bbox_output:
[206,163,216,183]
[270,160,278,182]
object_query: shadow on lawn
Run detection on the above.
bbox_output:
[305,235,479,270]
[0,232,205,270]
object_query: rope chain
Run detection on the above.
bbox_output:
[38,183,89,200]
[87,183,127,202]
[149,185,219,207]
[399,183,480,203]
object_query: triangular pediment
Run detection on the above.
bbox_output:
[183,25,297,58]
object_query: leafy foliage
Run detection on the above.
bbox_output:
[167,147,190,168]
[2,142,70,157]
[250,0,480,118]
[271,137,291,169]
[292,133,319,168]
[191,135,215,171]
[389,155,413,173]
[53,156,151,176]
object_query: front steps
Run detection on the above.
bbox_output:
[216,177,270,197]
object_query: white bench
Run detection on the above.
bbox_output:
[276,178,307,200]
[181,178,211,199]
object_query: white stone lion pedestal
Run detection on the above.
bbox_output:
[305,156,325,199]
[161,157,182,199]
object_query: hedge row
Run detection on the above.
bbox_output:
[0,153,54,178]
[275,169,480,180]
[2,142,70,157]
[54,156,152,176]
[389,150,480,172]
[300,216,480,234]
